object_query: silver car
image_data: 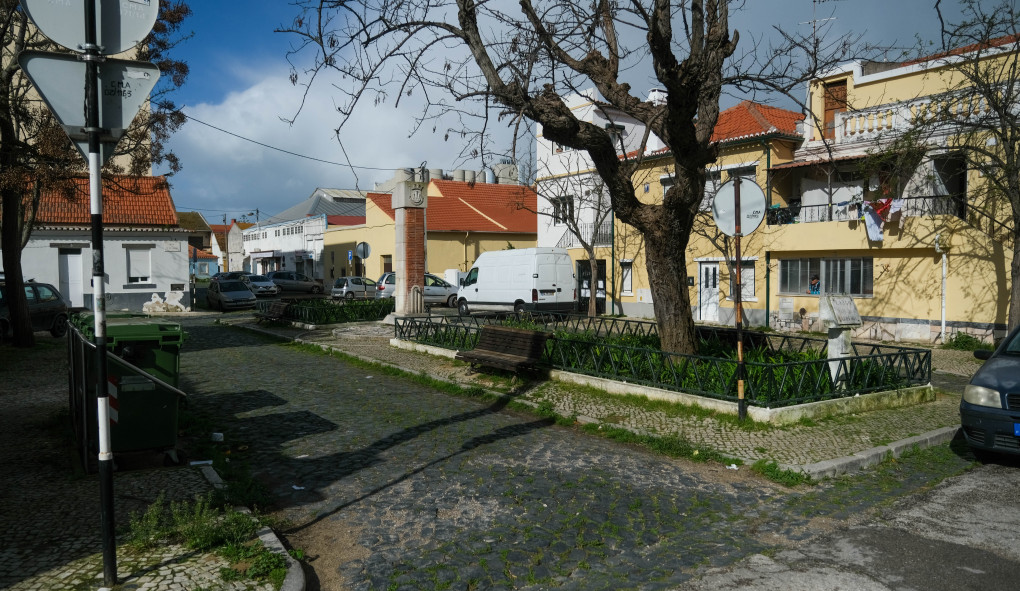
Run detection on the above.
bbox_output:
[331,276,378,300]
[206,280,257,311]
[266,271,323,293]
[375,272,458,307]
[242,274,280,297]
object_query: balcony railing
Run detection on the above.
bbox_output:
[766,195,969,226]
[827,92,992,145]
[556,221,614,249]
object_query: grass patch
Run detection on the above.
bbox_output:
[127,493,287,588]
[751,459,810,487]
[941,331,994,351]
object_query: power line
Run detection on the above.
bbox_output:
[181,112,398,172]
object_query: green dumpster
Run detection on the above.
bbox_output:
[72,314,185,387]
[69,313,186,461]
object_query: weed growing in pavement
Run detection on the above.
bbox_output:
[941,331,994,351]
[127,493,286,587]
[750,459,810,487]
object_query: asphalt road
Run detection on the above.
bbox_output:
[178,317,1019,590]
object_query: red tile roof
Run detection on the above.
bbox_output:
[189,246,218,260]
[368,181,537,233]
[711,101,803,143]
[32,176,178,226]
[902,33,1020,67]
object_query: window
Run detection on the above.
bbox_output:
[550,195,574,225]
[35,284,60,302]
[779,257,872,296]
[554,142,573,153]
[727,261,756,300]
[620,260,633,294]
[126,246,151,283]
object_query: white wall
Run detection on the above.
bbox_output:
[11,228,190,311]
[242,216,327,280]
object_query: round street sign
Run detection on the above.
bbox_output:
[23,0,159,55]
[711,178,767,237]
[355,242,371,259]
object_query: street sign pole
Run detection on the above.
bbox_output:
[734,179,746,422]
[20,1,160,586]
[81,1,118,585]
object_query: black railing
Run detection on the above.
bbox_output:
[765,195,1001,227]
[255,297,394,323]
[394,315,931,408]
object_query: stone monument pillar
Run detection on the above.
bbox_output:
[391,168,429,316]
[818,295,863,386]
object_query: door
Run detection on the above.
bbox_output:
[699,263,720,323]
[58,248,83,307]
[575,259,606,314]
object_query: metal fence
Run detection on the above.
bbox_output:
[395,314,932,408]
[256,298,395,324]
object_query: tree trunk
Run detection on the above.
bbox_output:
[587,255,599,317]
[1,186,35,347]
[643,224,698,354]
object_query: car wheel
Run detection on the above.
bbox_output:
[447,294,458,308]
[50,314,68,337]
[514,301,526,314]
[311,285,322,294]
[458,299,470,316]
[345,292,355,300]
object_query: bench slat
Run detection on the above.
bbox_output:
[455,325,549,372]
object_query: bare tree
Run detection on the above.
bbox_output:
[0,1,191,347]
[283,0,864,353]
[911,0,1020,329]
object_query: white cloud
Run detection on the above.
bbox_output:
[164,66,506,220]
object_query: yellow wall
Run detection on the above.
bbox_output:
[324,197,536,281]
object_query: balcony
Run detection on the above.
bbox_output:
[766,195,967,226]
[556,221,614,249]
[823,92,991,146]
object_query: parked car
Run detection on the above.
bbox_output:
[242,274,280,297]
[0,280,69,338]
[960,326,1020,457]
[206,280,257,311]
[331,276,377,300]
[266,271,323,293]
[210,271,246,282]
[375,272,459,307]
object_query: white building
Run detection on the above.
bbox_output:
[243,215,327,280]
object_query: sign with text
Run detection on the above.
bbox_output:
[19,51,159,164]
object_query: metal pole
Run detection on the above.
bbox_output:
[734,178,746,422]
[83,0,116,584]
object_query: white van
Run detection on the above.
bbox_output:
[457,247,576,315]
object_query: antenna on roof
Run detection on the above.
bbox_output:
[800,0,843,55]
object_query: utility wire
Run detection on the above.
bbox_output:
[181,112,398,172]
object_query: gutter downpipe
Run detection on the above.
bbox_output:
[762,138,772,328]
[935,233,947,342]
[611,209,616,316]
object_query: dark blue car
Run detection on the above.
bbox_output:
[960,326,1020,456]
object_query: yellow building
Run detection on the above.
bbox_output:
[764,43,1012,343]
[612,101,804,325]
[324,178,537,284]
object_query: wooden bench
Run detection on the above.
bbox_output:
[255,300,290,324]
[455,325,550,372]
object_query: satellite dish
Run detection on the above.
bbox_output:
[711,178,767,237]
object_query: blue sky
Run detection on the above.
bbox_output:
[162,1,966,224]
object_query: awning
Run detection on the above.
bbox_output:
[769,154,865,171]
[250,251,277,259]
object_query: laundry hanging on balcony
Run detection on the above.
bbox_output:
[862,202,885,241]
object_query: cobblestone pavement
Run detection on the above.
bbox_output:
[0,337,275,591]
[181,316,980,590]
[0,315,981,591]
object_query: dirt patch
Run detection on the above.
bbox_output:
[279,516,368,591]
